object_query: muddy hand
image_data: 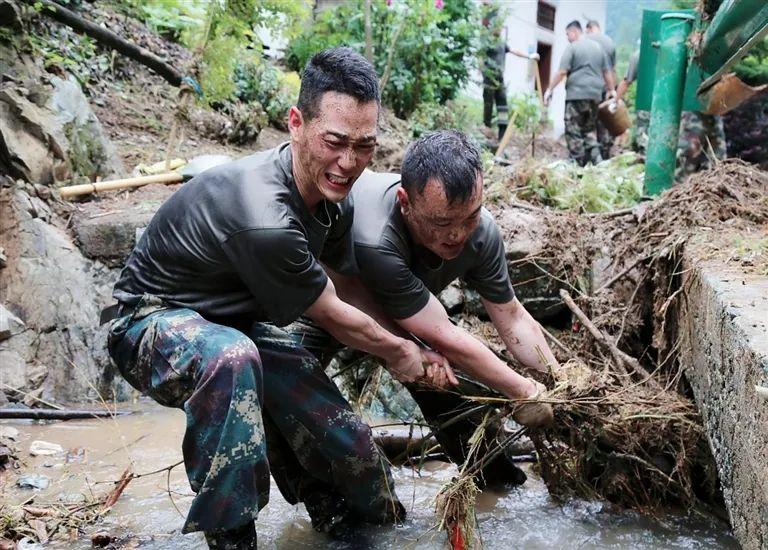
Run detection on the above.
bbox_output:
[512,378,554,429]
[419,349,459,390]
[386,340,428,383]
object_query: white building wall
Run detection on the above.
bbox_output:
[465,0,607,137]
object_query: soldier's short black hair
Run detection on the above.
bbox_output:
[566,20,582,32]
[401,130,482,205]
[297,47,380,121]
[586,20,600,30]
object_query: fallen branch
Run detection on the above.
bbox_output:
[27,0,183,87]
[100,467,133,512]
[559,290,662,390]
[0,408,131,420]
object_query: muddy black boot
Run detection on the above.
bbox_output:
[303,491,352,536]
[204,522,257,549]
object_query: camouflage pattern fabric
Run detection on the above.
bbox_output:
[280,319,528,489]
[107,296,403,535]
[564,99,602,166]
[674,111,726,182]
[252,322,405,527]
[107,296,269,534]
[632,109,650,156]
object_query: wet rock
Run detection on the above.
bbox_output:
[91,531,115,547]
[463,289,488,319]
[16,537,44,550]
[17,473,50,490]
[0,186,127,401]
[48,75,124,181]
[29,440,63,456]
[0,86,65,184]
[0,426,19,440]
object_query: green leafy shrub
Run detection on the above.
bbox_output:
[507,92,547,133]
[516,152,645,213]
[234,60,300,129]
[286,0,477,119]
[408,99,475,137]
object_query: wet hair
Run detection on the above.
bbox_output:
[401,130,482,204]
[586,20,600,30]
[297,47,380,121]
[566,20,582,32]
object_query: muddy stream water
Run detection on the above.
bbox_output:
[2,403,737,549]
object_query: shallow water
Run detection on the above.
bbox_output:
[1,403,738,549]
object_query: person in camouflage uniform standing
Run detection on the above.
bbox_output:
[586,20,617,160]
[544,20,616,166]
[617,49,726,177]
[106,47,453,549]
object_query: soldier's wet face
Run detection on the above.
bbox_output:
[289,91,379,205]
[398,174,483,261]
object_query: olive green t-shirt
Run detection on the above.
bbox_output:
[351,171,514,320]
[559,38,610,101]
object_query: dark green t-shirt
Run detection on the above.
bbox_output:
[114,143,355,326]
[351,171,514,320]
[559,38,610,101]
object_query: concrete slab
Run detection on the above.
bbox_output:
[678,247,768,550]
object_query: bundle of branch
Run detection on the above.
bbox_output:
[522,161,768,511]
[533,359,715,510]
[0,468,133,545]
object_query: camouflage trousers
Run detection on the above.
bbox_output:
[631,109,650,157]
[564,99,602,166]
[282,319,527,490]
[107,296,402,534]
[633,110,726,179]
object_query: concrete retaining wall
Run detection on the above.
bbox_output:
[678,251,768,550]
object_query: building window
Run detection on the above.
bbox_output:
[537,1,556,31]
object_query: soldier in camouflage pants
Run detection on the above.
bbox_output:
[565,99,602,166]
[108,296,404,546]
